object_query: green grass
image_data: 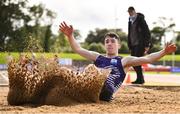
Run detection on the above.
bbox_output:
[0,52,87,64]
[120,54,180,61]
[0,52,180,64]
[159,55,180,61]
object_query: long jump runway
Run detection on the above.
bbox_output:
[1,70,180,86]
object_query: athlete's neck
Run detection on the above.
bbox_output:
[106,54,118,58]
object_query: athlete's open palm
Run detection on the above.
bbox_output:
[59,21,73,38]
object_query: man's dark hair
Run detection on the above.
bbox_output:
[104,32,120,41]
[128,6,135,12]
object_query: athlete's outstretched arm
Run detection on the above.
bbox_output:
[122,43,177,67]
[59,21,100,61]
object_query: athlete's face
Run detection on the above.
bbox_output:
[104,36,120,56]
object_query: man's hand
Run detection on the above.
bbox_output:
[164,42,177,54]
[144,47,150,55]
[59,21,73,38]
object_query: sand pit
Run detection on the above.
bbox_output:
[7,57,111,105]
[1,57,180,113]
[1,86,180,113]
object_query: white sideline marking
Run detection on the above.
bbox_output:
[0,71,8,82]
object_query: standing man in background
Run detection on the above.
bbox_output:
[127,6,152,84]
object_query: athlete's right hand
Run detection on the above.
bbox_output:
[59,21,73,38]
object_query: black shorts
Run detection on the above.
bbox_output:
[99,85,113,102]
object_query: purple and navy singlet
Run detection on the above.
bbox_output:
[94,55,126,101]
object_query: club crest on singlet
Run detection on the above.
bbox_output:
[110,59,117,65]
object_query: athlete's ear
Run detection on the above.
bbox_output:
[118,43,121,49]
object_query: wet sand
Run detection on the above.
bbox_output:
[1,85,180,113]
